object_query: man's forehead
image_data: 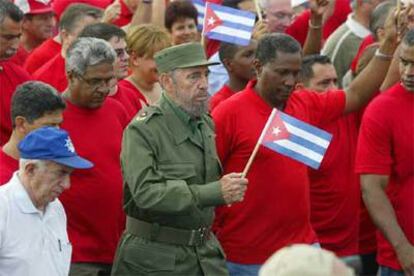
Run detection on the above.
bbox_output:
[267,0,292,10]
[0,16,22,31]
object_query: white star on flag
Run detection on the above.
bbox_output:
[207,17,215,25]
[272,127,281,137]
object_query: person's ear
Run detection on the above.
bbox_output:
[129,51,141,67]
[222,58,233,73]
[24,162,37,177]
[253,59,263,78]
[159,73,173,91]
[15,116,30,135]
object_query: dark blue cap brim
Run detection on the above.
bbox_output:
[51,156,94,169]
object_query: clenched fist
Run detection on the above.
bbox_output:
[220,172,248,204]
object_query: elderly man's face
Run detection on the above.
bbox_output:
[70,62,116,109]
[0,16,22,60]
[28,161,72,204]
[263,0,293,33]
[168,66,209,117]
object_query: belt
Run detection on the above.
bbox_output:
[126,216,211,246]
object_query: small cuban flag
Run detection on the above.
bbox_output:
[201,2,256,46]
[192,0,206,30]
[260,109,333,169]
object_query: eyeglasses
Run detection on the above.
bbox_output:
[77,75,115,89]
[114,48,128,58]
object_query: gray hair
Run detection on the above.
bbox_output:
[65,37,116,76]
[0,0,24,25]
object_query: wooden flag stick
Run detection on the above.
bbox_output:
[242,108,277,177]
[254,0,263,21]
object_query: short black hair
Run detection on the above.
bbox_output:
[165,0,198,30]
[219,42,242,63]
[11,81,66,128]
[300,54,332,83]
[78,23,126,41]
[0,0,24,24]
[59,3,102,32]
[255,33,302,65]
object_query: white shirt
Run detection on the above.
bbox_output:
[0,172,72,276]
[208,52,229,95]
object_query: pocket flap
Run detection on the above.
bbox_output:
[158,163,196,180]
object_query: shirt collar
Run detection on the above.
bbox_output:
[10,172,55,216]
[345,13,371,39]
[10,172,41,214]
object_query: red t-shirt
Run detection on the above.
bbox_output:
[33,54,67,92]
[112,0,132,27]
[0,149,18,185]
[286,0,351,46]
[0,61,31,146]
[109,84,142,121]
[350,35,375,74]
[209,84,235,112]
[212,80,346,264]
[308,113,360,257]
[9,45,29,67]
[24,38,61,75]
[118,79,148,107]
[355,83,414,270]
[60,98,128,264]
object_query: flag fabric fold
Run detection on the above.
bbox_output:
[200,1,255,46]
[260,109,333,169]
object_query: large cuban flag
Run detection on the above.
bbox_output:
[260,109,333,169]
[201,2,256,46]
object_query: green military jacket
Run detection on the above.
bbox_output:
[111,94,228,276]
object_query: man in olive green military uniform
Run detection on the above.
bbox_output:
[111,43,249,276]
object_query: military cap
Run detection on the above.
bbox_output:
[154,42,219,73]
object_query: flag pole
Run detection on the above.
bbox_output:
[200,2,207,50]
[254,0,263,21]
[242,108,277,177]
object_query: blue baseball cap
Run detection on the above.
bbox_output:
[18,127,93,169]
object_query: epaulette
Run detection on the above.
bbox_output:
[134,105,162,124]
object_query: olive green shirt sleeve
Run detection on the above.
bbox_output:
[122,123,225,215]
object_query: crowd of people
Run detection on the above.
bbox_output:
[0,0,412,275]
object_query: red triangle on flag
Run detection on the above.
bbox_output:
[203,3,223,34]
[262,112,290,143]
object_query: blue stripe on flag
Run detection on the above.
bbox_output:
[218,21,254,32]
[206,32,250,46]
[263,142,321,169]
[280,112,332,141]
[288,134,327,156]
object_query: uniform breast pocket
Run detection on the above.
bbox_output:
[158,163,197,180]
